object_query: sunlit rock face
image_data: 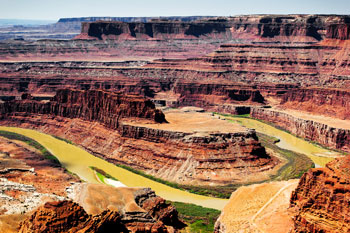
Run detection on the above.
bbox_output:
[290,157,350,233]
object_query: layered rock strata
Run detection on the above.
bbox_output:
[0,89,278,186]
[146,40,350,86]
[251,107,350,152]
[77,15,350,41]
[0,38,227,61]
[280,87,350,120]
[19,185,185,233]
[290,157,350,232]
[0,89,166,128]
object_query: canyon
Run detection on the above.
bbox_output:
[0,89,280,186]
[0,14,350,232]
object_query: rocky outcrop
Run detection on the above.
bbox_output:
[170,82,265,109]
[18,185,186,233]
[280,87,350,120]
[18,201,91,233]
[0,89,166,128]
[134,188,186,229]
[290,157,350,232]
[251,108,350,152]
[18,200,165,233]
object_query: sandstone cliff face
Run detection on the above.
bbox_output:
[76,15,350,42]
[280,87,350,120]
[0,89,166,128]
[326,16,350,40]
[78,20,230,40]
[290,157,350,232]
[171,82,265,108]
[251,108,350,152]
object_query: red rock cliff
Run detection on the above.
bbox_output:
[77,15,350,41]
[280,87,350,120]
[251,107,350,152]
[78,19,231,40]
[0,89,166,128]
[290,157,350,232]
[19,189,185,233]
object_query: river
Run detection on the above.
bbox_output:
[226,117,337,167]
[0,118,338,210]
[0,126,228,210]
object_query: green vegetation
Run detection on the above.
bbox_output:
[111,112,318,198]
[213,112,250,118]
[168,201,221,233]
[115,163,234,198]
[90,166,119,182]
[0,130,60,164]
[112,123,314,198]
[216,112,345,155]
[216,113,315,178]
[52,135,74,145]
[257,132,314,180]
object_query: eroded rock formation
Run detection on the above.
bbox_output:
[18,187,186,233]
[76,15,350,41]
[251,107,350,152]
[280,87,350,120]
[0,89,279,186]
[0,89,166,128]
[290,157,350,232]
[0,136,185,232]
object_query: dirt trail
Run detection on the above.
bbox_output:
[216,180,299,233]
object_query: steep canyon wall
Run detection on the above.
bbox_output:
[251,108,350,152]
[77,15,350,41]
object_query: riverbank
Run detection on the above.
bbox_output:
[0,126,228,210]
[219,113,343,167]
